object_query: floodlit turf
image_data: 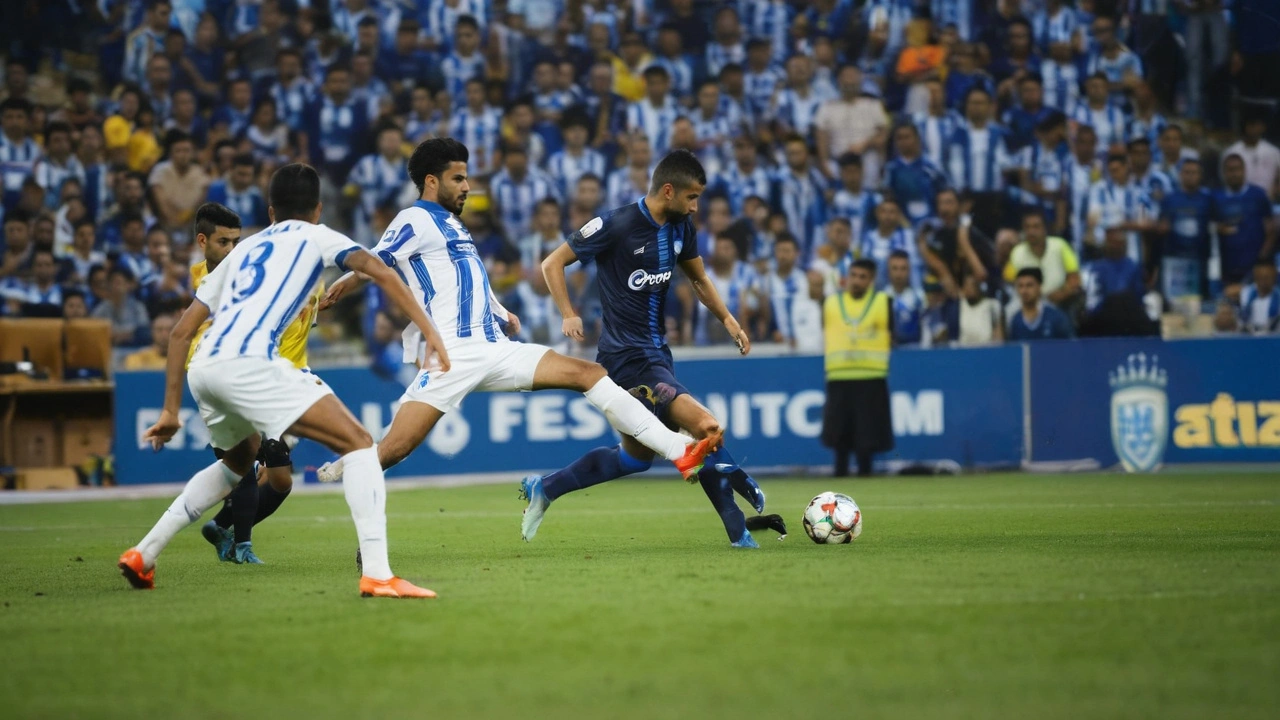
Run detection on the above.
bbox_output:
[0,473,1277,719]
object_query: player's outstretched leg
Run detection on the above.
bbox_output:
[703,446,765,514]
[288,395,435,599]
[520,443,653,542]
[119,437,259,589]
[668,396,760,547]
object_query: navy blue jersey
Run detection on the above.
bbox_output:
[568,199,698,354]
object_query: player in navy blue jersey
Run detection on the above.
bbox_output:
[524,150,772,548]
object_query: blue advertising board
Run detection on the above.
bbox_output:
[1029,337,1280,467]
[112,345,1025,484]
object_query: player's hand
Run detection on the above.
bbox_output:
[503,311,522,337]
[423,328,451,373]
[319,281,348,311]
[562,316,585,341]
[725,319,751,355]
[143,410,182,451]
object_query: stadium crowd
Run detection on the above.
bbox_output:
[0,0,1278,371]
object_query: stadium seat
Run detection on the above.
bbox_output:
[63,319,114,379]
[0,318,65,381]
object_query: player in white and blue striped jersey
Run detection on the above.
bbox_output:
[123,162,451,598]
[345,124,407,247]
[545,114,608,205]
[0,98,40,213]
[316,139,715,521]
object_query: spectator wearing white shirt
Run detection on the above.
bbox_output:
[814,65,889,183]
[811,216,855,297]
[31,122,83,210]
[956,274,1004,346]
[1239,261,1280,334]
[1223,115,1280,201]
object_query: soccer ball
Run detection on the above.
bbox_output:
[802,492,863,544]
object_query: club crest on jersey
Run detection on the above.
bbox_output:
[628,268,672,291]
[580,217,603,238]
[674,239,684,255]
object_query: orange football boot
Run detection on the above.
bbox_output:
[674,430,724,482]
[118,548,155,590]
[359,576,438,599]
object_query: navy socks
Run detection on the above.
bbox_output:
[542,445,652,502]
[214,466,259,544]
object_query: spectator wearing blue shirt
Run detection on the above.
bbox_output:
[345,124,406,247]
[265,48,317,133]
[418,0,487,53]
[545,113,607,205]
[181,15,223,103]
[943,43,995,112]
[378,19,438,98]
[1079,226,1157,337]
[1157,160,1213,301]
[490,144,561,242]
[710,134,773,216]
[210,78,254,140]
[742,38,782,124]
[626,66,682,155]
[991,17,1041,108]
[439,15,487,100]
[883,124,949,228]
[448,79,503,178]
[772,55,829,140]
[0,98,40,213]
[306,64,372,185]
[1015,111,1070,231]
[828,152,881,244]
[206,153,269,232]
[1002,75,1052,153]
[771,134,827,260]
[1214,153,1276,287]
[886,250,926,345]
[1126,138,1173,206]
[1071,74,1127,159]
[1008,267,1075,340]
[531,60,576,126]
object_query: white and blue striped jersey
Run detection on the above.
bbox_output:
[1032,5,1078,51]
[914,111,960,169]
[689,111,736,165]
[448,107,502,177]
[1017,141,1068,213]
[405,109,446,142]
[865,0,914,51]
[1040,60,1081,112]
[711,162,773,215]
[347,153,406,246]
[741,0,792,62]
[440,52,486,99]
[931,0,975,41]
[649,56,695,99]
[1131,168,1174,205]
[706,42,746,78]
[372,200,505,345]
[858,226,921,291]
[606,167,650,211]
[206,179,269,229]
[269,78,317,132]
[1126,111,1167,151]
[32,155,84,209]
[743,67,783,122]
[828,188,882,248]
[490,169,561,240]
[419,0,487,50]
[333,2,401,47]
[1085,47,1144,104]
[1086,179,1155,261]
[191,221,362,365]
[545,148,608,203]
[123,27,164,85]
[229,0,260,39]
[1071,101,1128,154]
[0,134,40,209]
[1066,155,1100,254]
[947,124,1013,192]
[534,89,577,119]
[757,265,807,341]
[695,259,759,345]
[626,97,682,154]
[773,166,828,256]
[773,88,827,137]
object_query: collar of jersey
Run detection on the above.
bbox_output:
[636,197,664,228]
[414,199,448,214]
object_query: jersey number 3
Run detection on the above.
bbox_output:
[231,241,275,303]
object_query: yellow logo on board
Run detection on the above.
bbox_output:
[1172,394,1280,448]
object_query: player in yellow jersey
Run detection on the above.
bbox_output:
[187,203,322,564]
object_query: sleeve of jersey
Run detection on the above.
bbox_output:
[371,221,422,268]
[316,225,364,271]
[567,214,612,264]
[678,219,699,263]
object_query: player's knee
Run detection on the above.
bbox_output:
[579,362,607,389]
[267,466,293,492]
[696,418,722,439]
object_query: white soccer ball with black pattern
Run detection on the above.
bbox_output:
[802,492,863,544]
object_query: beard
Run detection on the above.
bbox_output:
[440,190,467,214]
[663,207,690,223]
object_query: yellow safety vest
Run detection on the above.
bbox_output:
[823,289,891,381]
[186,260,322,370]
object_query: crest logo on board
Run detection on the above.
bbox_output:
[1109,353,1169,472]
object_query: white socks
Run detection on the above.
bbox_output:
[138,461,239,566]
[342,445,393,581]
[584,377,689,461]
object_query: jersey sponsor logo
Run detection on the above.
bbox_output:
[627,268,673,291]
[579,216,603,238]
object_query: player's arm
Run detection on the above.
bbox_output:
[487,286,521,336]
[318,269,368,310]
[678,256,751,355]
[344,249,451,372]
[542,241,585,341]
[142,297,210,450]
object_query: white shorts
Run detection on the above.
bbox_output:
[399,339,551,413]
[189,357,335,450]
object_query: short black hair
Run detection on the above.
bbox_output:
[837,152,862,168]
[1016,267,1044,284]
[408,137,469,194]
[67,77,93,95]
[120,211,146,227]
[650,149,707,194]
[746,37,770,52]
[164,128,192,151]
[195,202,241,238]
[44,121,72,140]
[232,152,256,168]
[0,97,32,115]
[1255,258,1277,270]
[62,288,86,305]
[456,14,479,32]
[268,163,322,221]
[74,217,97,232]
[109,266,136,282]
[964,86,992,104]
[1106,153,1127,166]
[889,249,911,261]
[774,232,798,249]
[1160,123,1184,138]
[1125,137,1151,150]
[1021,207,1046,223]
[642,65,670,81]
[852,258,877,274]
[356,16,379,29]
[1222,152,1245,167]
[3,208,31,225]
[276,47,302,63]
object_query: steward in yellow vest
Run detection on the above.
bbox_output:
[821,258,896,477]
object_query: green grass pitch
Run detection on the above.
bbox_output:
[1,472,1277,719]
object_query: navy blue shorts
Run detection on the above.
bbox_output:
[597,346,689,423]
